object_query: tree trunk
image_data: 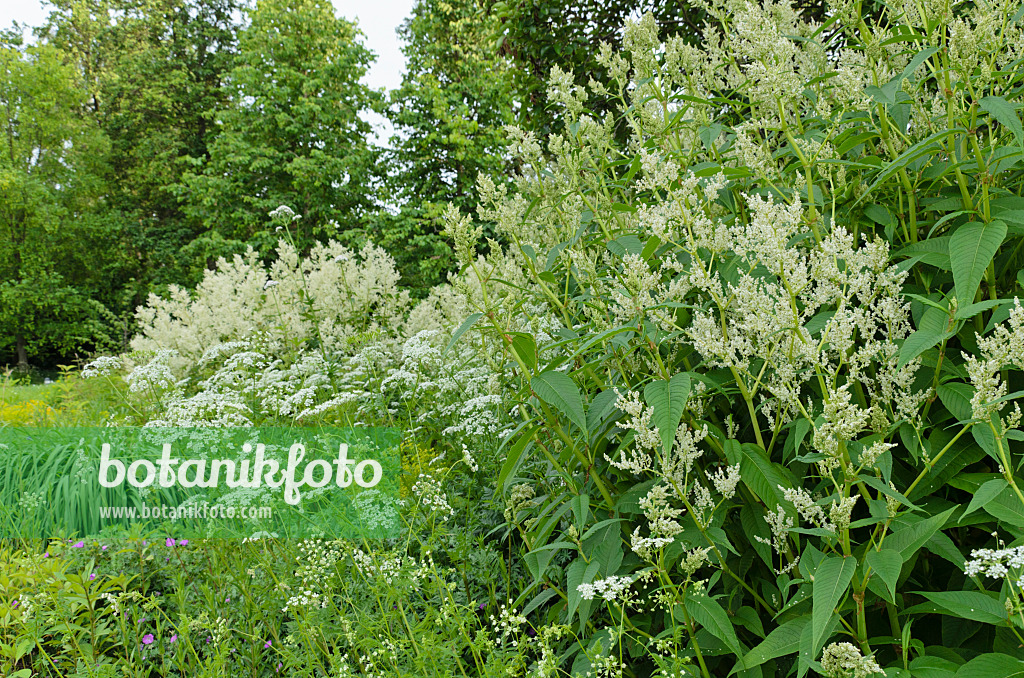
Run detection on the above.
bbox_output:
[14,333,28,371]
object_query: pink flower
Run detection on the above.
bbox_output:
[72,541,85,548]
[169,634,177,643]
[179,539,188,546]
[264,640,272,648]
[166,537,175,547]
[142,634,155,645]
[89,574,96,580]
[102,545,108,551]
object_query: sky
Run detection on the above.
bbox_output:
[0,0,418,141]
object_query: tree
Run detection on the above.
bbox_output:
[384,0,515,292]
[0,38,114,368]
[179,0,382,254]
[40,0,246,291]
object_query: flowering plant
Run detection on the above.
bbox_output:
[440,0,1024,674]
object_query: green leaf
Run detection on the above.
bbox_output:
[985,487,1024,528]
[980,96,1024,149]
[866,550,903,603]
[949,220,1007,305]
[739,442,793,513]
[955,298,1010,320]
[524,541,573,582]
[883,507,957,560]
[919,591,1008,626]
[898,305,951,368]
[586,389,619,433]
[643,373,691,455]
[897,237,952,270]
[731,615,809,674]
[812,556,857,656]
[685,594,744,658]
[953,654,1024,677]
[531,370,587,432]
[444,312,483,354]
[856,130,964,205]
[497,424,539,494]
[960,479,1008,523]
[509,332,537,372]
[936,382,975,422]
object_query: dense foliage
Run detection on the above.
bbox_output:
[3,0,1024,675]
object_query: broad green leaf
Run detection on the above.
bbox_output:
[960,479,1008,523]
[980,96,1024,149]
[919,591,1008,626]
[731,615,809,674]
[953,654,1024,677]
[509,333,537,372]
[586,389,619,433]
[985,487,1024,528]
[936,382,975,422]
[643,373,691,455]
[866,550,903,603]
[524,541,573,582]
[812,556,857,656]
[739,442,793,513]
[898,305,952,368]
[444,312,483,354]
[882,507,957,560]
[909,655,959,678]
[949,220,1007,305]
[897,237,952,270]
[685,594,744,658]
[531,370,587,432]
[955,298,1010,320]
[565,557,600,624]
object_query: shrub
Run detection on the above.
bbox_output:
[439,1,1024,674]
[69,0,1024,674]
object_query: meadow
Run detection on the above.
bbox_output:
[3,0,1024,676]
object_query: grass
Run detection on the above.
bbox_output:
[0,370,123,427]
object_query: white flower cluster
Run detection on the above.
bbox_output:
[964,299,1024,423]
[82,356,123,378]
[410,472,454,521]
[820,642,884,677]
[576,575,635,602]
[965,545,1024,581]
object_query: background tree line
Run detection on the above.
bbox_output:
[0,0,762,370]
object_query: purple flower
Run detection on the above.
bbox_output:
[142,634,155,645]
[42,552,49,558]
[89,573,96,580]
[527,628,537,637]
[72,541,85,548]
[166,537,175,547]
[264,640,272,648]
[179,539,188,546]
[169,634,177,643]
[479,602,486,610]
[102,545,108,551]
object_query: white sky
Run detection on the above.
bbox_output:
[0,0,417,141]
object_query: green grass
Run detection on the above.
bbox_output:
[0,383,58,407]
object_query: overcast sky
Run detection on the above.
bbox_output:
[0,0,418,141]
